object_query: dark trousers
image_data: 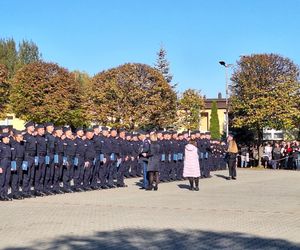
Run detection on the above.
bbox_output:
[83,161,92,188]
[53,159,63,191]
[228,155,237,177]
[176,161,183,180]
[116,161,126,186]
[99,161,109,187]
[108,161,117,186]
[141,161,149,188]
[0,159,11,197]
[44,155,55,191]
[35,157,46,192]
[170,161,177,180]
[91,160,100,188]
[130,159,138,176]
[11,159,23,195]
[74,157,84,188]
[62,157,74,189]
[22,156,35,194]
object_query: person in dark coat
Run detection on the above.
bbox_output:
[146,133,161,191]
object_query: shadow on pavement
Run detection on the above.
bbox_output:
[177,184,191,190]
[5,229,300,250]
[215,174,230,180]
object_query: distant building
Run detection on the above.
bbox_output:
[200,93,227,134]
[0,113,25,130]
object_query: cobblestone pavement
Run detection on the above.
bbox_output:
[0,169,299,250]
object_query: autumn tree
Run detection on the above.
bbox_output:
[210,101,220,139]
[10,62,86,126]
[230,53,300,146]
[0,64,10,118]
[87,63,177,129]
[177,89,204,131]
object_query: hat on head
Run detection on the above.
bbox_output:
[93,125,99,129]
[36,124,44,129]
[44,122,54,127]
[85,128,94,133]
[1,133,10,138]
[118,128,126,133]
[25,121,35,128]
[125,132,132,137]
[205,131,211,135]
[138,130,146,135]
[110,127,117,132]
[13,130,23,136]
[63,127,71,133]
[101,126,109,131]
[54,126,63,131]
[75,127,83,133]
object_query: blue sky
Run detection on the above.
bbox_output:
[1,0,299,97]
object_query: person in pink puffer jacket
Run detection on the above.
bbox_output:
[183,139,201,191]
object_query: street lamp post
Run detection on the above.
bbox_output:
[219,61,233,138]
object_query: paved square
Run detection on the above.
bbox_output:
[0,169,299,250]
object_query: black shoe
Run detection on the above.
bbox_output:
[12,194,23,200]
[117,184,128,188]
[145,186,153,191]
[34,191,44,197]
[83,187,92,191]
[232,177,236,180]
[190,187,194,191]
[194,187,199,191]
[107,185,116,189]
[154,186,158,191]
[91,186,99,190]
[101,185,108,189]
[63,188,73,193]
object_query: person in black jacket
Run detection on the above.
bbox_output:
[146,133,160,191]
[0,133,12,201]
[138,131,150,189]
[10,130,25,199]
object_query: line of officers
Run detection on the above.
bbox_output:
[0,122,228,201]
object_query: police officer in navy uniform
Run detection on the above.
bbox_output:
[98,126,110,189]
[10,130,25,199]
[83,128,95,190]
[116,128,128,187]
[91,125,102,190]
[0,133,12,201]
[22,121,37,198]
[107,128,119,188]
[124,132,132,178]
[35,124,48,196]
[62,127,76,193]
[52,126,64,194]
[138,131,150,189]
[73,127,86,191]
[130,133,141,177]
[44,122,56,194]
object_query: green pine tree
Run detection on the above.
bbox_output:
[210,101,220,139]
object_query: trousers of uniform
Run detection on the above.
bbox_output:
[141,161,149,188]
[63,156,73,189]
[44,155,55,191]
[116,160,126,186]
[176,161,183,180]
[91,159,100,188]
[130,159,138,176]
[99,157,109,187]
[22,155,34,194]
[73,156,84,188]
[0,158,11,197]
[11,158,23,195]
[228,154,237,177]
[53,156,63,191]
[170,161,177,180]
[35,156,46,192]
[108,161,117,186]
[83,161,92,188]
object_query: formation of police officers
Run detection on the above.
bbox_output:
[0,122,227,201]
